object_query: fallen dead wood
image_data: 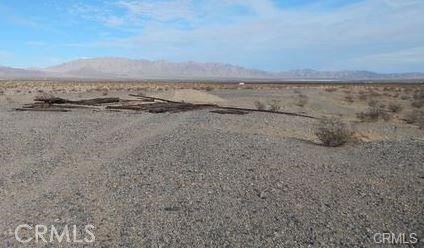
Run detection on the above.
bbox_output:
[23,103,97,109]
[214,106,317,119]
[210,109,248,115]
[16,96,114,112]
[71,97,121,105]
[129,94,181,103]
[127,94,318,118]
[34,96,121,105]
[107,102,216,113]
[16,94,318,119]
[15,108,70,112]
[33,96,68,104]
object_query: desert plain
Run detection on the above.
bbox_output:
[0,80,423,247]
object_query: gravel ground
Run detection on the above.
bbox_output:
[0,103,423,247]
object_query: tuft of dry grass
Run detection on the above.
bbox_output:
[254,100,266,110]
[293,89,302,94]
[411,100,424,109]
[34,93,56,101]
[268,100,282,112]
[5,96,15,104]
[413,89,424,100]
[344,95,354,103]
[368,91,381,97]
[368,99,378,107]
[295,94,308,107]
[325,88,338,92]
[392,92,400,98]
[387,103,402,113]
[315,118,353,147]
[358,91,369,101]
[404,110,424,129]
[357,106,390,122]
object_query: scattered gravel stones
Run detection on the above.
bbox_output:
[0,104,423,247]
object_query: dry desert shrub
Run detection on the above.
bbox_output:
[325,87,338,92]
[357,106,390,122]
[5,96,16,104]
[413,89,424,100]
[404,110,424,129]
[268,100,282,112]
[387,103,402,113]
[411,100,424,109]
[254,100,266,110]
[293,89,302,94]
[368,99,378,107]
[358,91,369,101]
[400,95,409,100]
[315,118,353,147]
[295,94,308,107]
[344,95,354,103]
[34,93,56,102]
[409,89,424,108]
[203,86,214,91]
[368,91,381,97]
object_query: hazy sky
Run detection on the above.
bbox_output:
[0,0,423,72]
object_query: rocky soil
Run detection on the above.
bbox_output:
[0,89,423,247]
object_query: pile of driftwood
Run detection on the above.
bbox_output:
[106,94,217,113]
[16,94,317,119]
[16,96,121,112]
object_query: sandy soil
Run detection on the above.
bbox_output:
[0,83,423,247]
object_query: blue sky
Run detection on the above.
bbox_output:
[0,0,423,72]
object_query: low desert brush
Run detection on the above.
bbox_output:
[358,92,369,101]
[387,103,402,113]
[411,100,424,109]
[268,100,282,112]
[254,100,266,110]
[344,95,354,103]
[357,106,390,122]
[34,93,55,102]
[368,99,378,107]
[404,110,424,129]
[315,118,353,147]
[325,88,338,92]
[295,94,308,107]
[413,89,424,100]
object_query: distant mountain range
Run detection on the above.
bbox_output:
[1,57,423,80]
